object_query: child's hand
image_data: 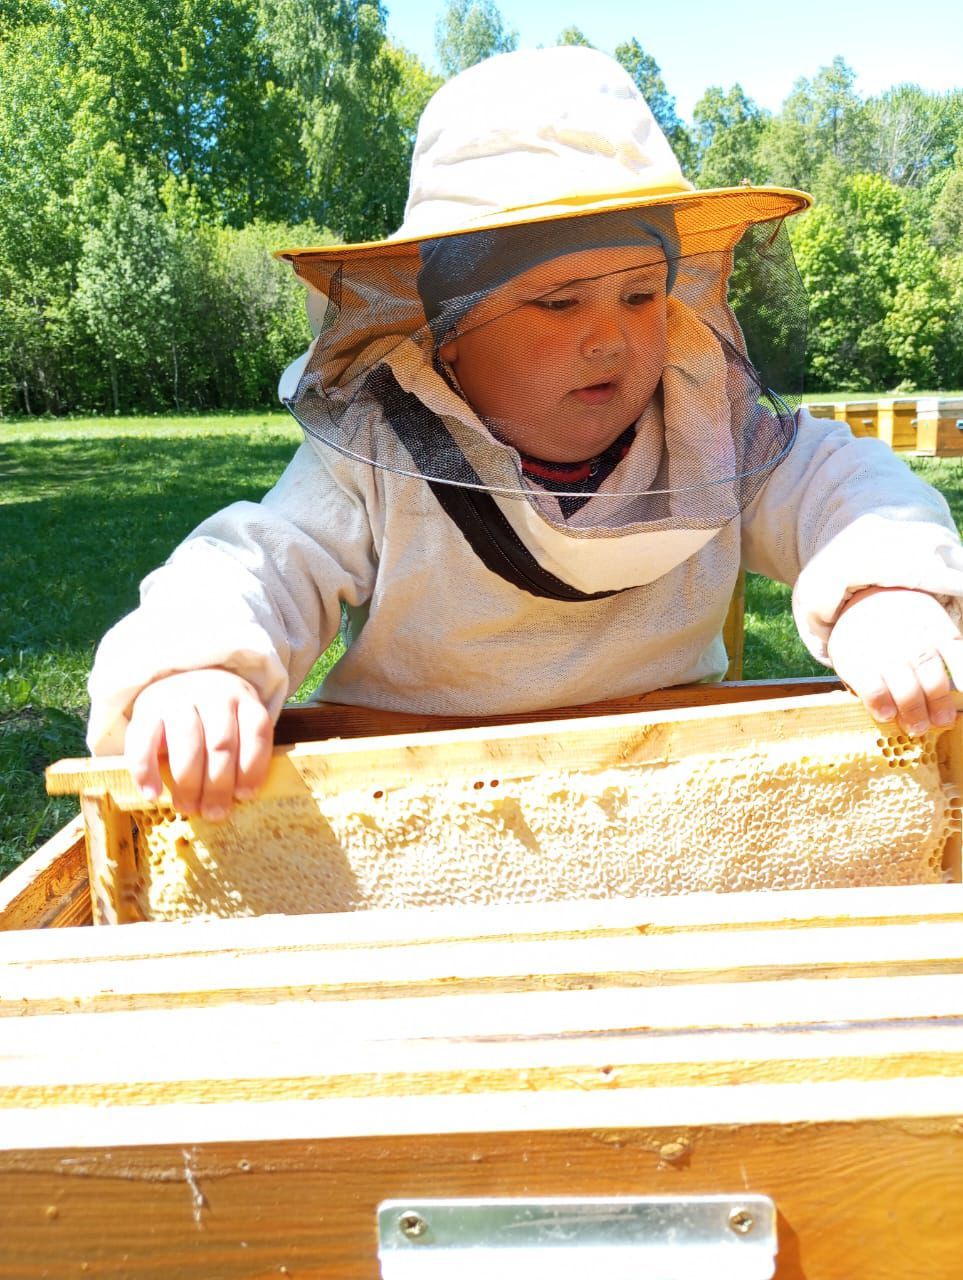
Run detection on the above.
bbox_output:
[125,669,273,820]
[827,587,963,736]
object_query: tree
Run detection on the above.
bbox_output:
[866,85,963,188]
[757,57,871,196]
[0,16,120,413]
[692,84,768,189]
[614,39,693,174]
[790,172,948,391]
[931,165,963,250]
[434,0,518,76]
[73,172,184,412]
[556,25,593,47]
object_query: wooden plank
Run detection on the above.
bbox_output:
[0,815,90,931]
[79,795,142,925]
[877,398,918,452]
[2,1119,961,1280]
[46,688,889,808]
[273,676,843,744]
[841,399,878,439]
[937,716,963,883]
[5,915,963,1017]
[2,889,962,1277]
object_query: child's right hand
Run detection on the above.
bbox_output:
[125,669,274,821]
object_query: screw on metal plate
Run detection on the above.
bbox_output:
[398,1210,429,1240]
[728,1208,755,1235]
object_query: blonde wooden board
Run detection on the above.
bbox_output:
[2,889,963,1277]
[915,397,963,457]
[0,815,90,931]
[876,398,919,452]
[4,917,963,1016]
[272,676,844,743]
[2,1119,962,1280]
[44,688,931,807]
[841,400,879,439]
[80,794,139,925]
[3,882,962,963]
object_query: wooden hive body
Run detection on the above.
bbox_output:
[2,680,962,1277]
[876,398,919,452]
[915,397,963,457]
[2,885,963,1278]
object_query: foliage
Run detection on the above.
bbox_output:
[692,85,769,188]
[865,86,963,189]
[434,0,517,76]
[790,172,954,392]
[2,6,962,409]
[0,0,446,414]
[757,57,873,197]
[556,25,593,47]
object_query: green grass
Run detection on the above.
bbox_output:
[2,413,962,877]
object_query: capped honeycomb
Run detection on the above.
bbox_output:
[128,722,960,921]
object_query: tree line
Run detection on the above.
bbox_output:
[2,0,961,416]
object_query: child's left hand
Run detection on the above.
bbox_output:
[827,587,963,736]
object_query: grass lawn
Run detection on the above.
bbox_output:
[2,412,962,877]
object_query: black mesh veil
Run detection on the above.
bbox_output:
[279,204,807,542]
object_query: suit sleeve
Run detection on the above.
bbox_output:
[87,439,379,753]
[741,409,963,663]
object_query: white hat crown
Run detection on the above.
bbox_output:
[397,46,693,240]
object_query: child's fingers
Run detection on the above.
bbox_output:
[125,704,167,800]
[162,700,208,815]
[909,647,957,728]
[880,655,945,736]
[936,632,963,694]
[125,670,271,817]
[234,694,274,800]
[195,699,242,822]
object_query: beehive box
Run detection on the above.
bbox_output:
[876,397,919,452]
[802,403,841,423]
[2,881,963,1278]
[915,397,963,458]
[838,400,879,439]
[2,680,963,1278]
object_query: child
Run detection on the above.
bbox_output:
[88,46,963,821]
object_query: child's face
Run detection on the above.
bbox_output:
[439,246,668,463]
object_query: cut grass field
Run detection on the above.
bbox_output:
[2,410,963,877]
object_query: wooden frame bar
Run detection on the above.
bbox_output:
[3,679,840,933]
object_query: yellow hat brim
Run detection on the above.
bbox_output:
[274,185,812,265]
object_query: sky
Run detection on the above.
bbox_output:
[383,0,962,121]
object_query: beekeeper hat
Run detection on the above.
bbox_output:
[277,45,809,265]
